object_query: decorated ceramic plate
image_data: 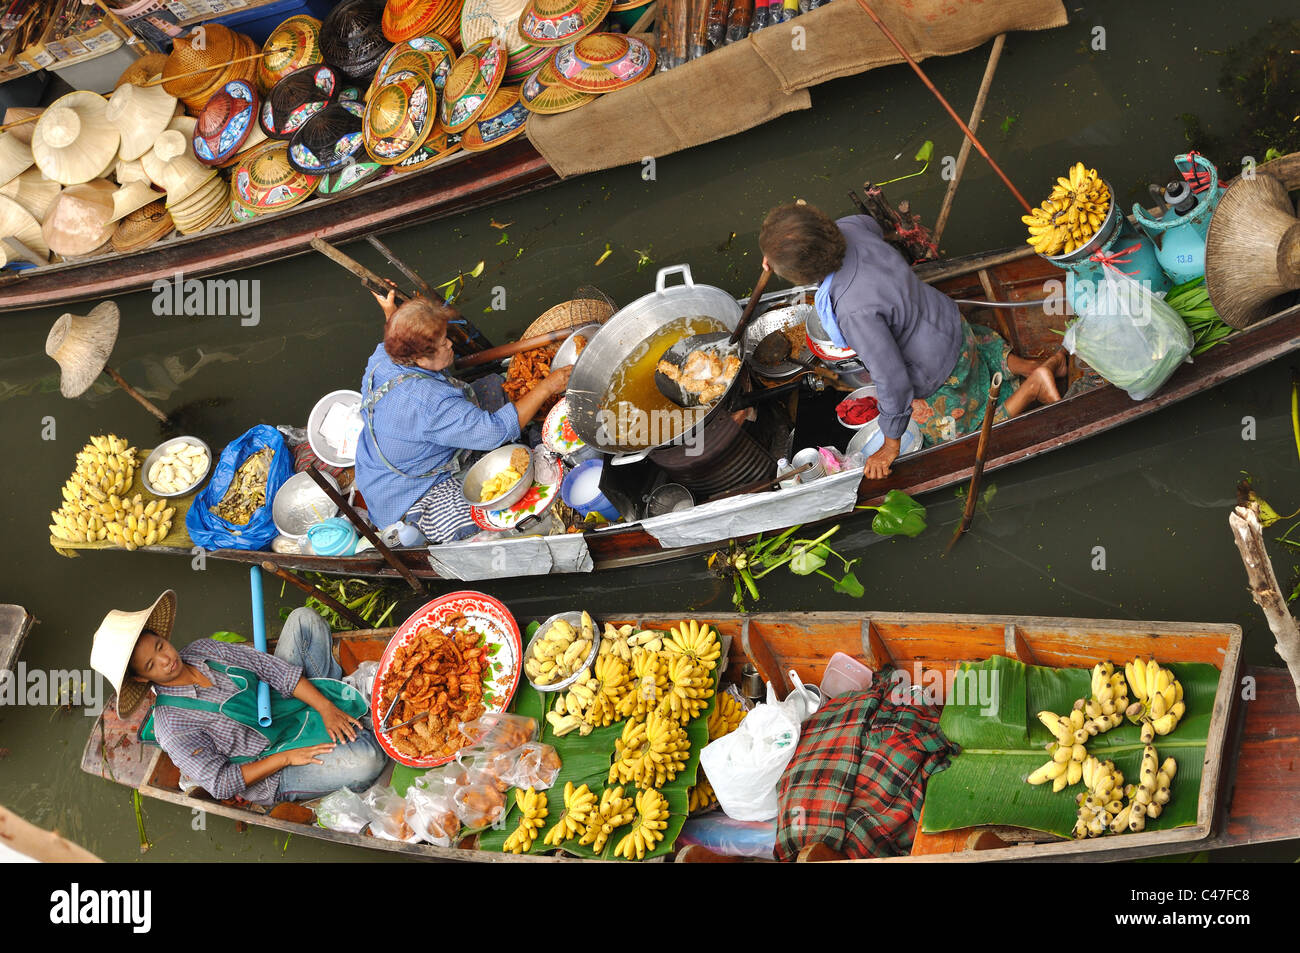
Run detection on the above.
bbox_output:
[470,448,562,530]
[370,590,523,768]
[541,396,585,455]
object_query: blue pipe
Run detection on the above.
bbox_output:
[248,566,273,728]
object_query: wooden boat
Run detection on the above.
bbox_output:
[79,608,1300,862]
[0,603,34,673]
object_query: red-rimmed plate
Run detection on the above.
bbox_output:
[370,590,523,767]
[541,396,585,455]
[469,448,563,530]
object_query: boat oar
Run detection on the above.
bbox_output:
[452,327,572,370]
[946,372,1002,554]
[261,560,371,630]
[248,566,273,728]
[850,0,1031,215]
[311,237,412,303]
[303,467,424,594]
[365,235,444,304]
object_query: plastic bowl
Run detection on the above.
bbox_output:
[307,389,363,467]
[141,436,212,498]
[523,610,601,693]
[835,384,879,430]
[461,444,535,511]
[846,417,924,461]
[272,470,340,539]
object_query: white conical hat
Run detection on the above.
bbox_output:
[0,168,61,220]
[42,180,117,258]
[43,299,121,398]
[0,194,49,264]
[142,129,215,202]
[0,133,34,187]
[105,82,179,162]
[31,92,121,186]
[111,180,161,222]
[115,157,150,185]
[89,589,177,717]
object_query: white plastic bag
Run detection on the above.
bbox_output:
[1063,269,1192,401]
[404,780,459,847]
[362,784,420,842]
[699,683,802,822]
[314,787,369,833]
[343,660,379,702]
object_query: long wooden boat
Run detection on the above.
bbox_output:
[79,608,1300,862]
[0,603,34,674]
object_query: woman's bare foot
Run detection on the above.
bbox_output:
[1003,366,1061,417]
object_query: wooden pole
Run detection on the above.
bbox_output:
[1229,502,1300,707]
[139,49,287,88]
[311,237,412,303]
[365,235,443,303]
[103,366,170,424]
[730,266,772,345]
[260,560,372,630]
[850,0,1032,214]
[0,805,102,863]
[932,34,1006,248]
[946,371,1002,553]
[303,467,424,593]
[453,327,572,369]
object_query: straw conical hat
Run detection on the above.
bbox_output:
[112,200,174,253]
[0,169,61,221]
[0,194,50,262]
[440,39,507,133]
[517,0,612,47]
[111,180,161,222]
[44,300,121,399]
[320,0,390,82]
[115,53,169,90]
[168,115,198,140]
[163,25,239,98]
[0,133,34,187]
[89,590,177,717]
[460,85,529,152]
[392,121,461,173]
[115,157,150,185]
[553,32,654,93]
[193,80,260,167]
[32,92,122,186]
[363,69,434,164]
[142,130,217,202]
[106,82,179,162]
[462,0,531,54]
[520,54,595,114]
[3,107,42,145]
[259,15,324,92]
[43,181,117,258]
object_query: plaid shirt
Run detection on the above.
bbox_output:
[354,343,521,527]
[151,639,303,805]
[774,674,953,861]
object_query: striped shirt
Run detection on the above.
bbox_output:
[354,343,521,527]
[152,639,303,805]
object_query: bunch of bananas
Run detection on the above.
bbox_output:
[599,623,634,660]
[542,782,596,847]
[664,619,722,671]
[1110,745,1176,834]
[1027,722,1089,792]
[1075,661,1128,735]
[688,775,716,814]
[577,785,635,853]
[1125,657,1185,741]
[1072,756,1127,838]
[659,653,714,725]
[613,787,669,860]
[501,787,548,854]
[617,647,668,721]
[525,611,595,686]
[49,436,175,549]
[609,709,691,790]
[1022,162,1111,257]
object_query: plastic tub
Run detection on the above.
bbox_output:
[561,459,620,521]
[821,652,873,698]
[206,0,339,46]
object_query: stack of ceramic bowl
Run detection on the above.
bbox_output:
[460,85,529,152]
[144,130,231,235]
[258,15,325,93]
[371,35,456,93]
[230,141,321,221]
[439,38,506,133]
[383,0,464,49]
[363,68,436,164]
[162,25,261,116]
[321,0,392,83]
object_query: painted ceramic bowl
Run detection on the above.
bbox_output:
[193,81,259,167]
[553,32,655,94]
[439,39,507,134]
[363,69,436,165]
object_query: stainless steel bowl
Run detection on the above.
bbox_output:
[272,470,340,539]
[551,323,601,369]
[743,303,816,379]
[523,610,601,693]
[460,444,535,511]
[141,436,212,498]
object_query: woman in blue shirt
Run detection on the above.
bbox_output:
[758,203,1065,479]
[355,292,571,542]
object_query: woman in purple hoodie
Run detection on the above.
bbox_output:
[759,202,1065,479]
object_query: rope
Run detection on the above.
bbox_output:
[1179,151,1215,194]
[1089,242,1143,276]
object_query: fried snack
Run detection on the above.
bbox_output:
[656,349,741,404]
[571,334,588,358]
[211,447,273,525]
[380,616,490,762]
[503,342,562,418]
[480,467,523,503]
[509,447,530,473]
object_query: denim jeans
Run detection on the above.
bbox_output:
[273,607,388,802]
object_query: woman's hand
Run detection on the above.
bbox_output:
[282,743,335,767]
[370,285,399,321]
[543,364,573,396]
[319,702,362,743]
[862,437,901,480]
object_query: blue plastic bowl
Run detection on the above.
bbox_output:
[561,459,621,521]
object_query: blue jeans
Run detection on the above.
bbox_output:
[273,607,388,802]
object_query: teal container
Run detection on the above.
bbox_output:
[1131,153,1223,285]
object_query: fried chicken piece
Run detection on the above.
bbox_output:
[682,349,723,382]
[656,359,681,382]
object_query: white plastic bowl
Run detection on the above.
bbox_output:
[307,389,363,467]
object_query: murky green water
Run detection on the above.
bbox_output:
[2,2,1297,861]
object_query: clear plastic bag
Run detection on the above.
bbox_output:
[456,744,515,791]
[503,742,562,790]
[343,660,379,702]
[451,780,509,830]
[459,712,537,752]
[363,785,419,842]
[405,783,459,847]
[1063,269,1193,401]
[314,787,369,833]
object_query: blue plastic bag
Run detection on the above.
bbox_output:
[185,425,293,550]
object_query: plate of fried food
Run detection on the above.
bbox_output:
[371,591,523,768]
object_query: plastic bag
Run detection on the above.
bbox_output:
[503,742,562,790]
[405,783,459,847]
[343,660,379,702]
[451,780,509,829]
[363,785,420,842]
[699,684,801,821]
[185,424,293,550]
[459,712,537,752]
[1063,269,1192,401]
[314,787,369,833]
[678,813,778,859]
[456,744,515,791]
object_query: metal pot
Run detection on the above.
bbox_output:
[742,302,817,380]
[566,264,743,462]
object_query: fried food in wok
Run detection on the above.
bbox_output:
[656,349,742,404]
[380,617,490,761]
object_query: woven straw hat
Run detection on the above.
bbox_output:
[462,0,531,51]
[112,200,174,253]
[520,54,595,114]
[142,130,217,202]
[364,69,434,164]
[43,181,117,258]
[440,39,507,133]
[111,180,162,222]
[105,82,179,162]
[517,0,612,47]
[192,80,260,166]
[319,157,386,194]
[261,65,342,139]
[460,85,529,152]
[115,157,150,185]
[0,169,61,221]
[44,299,120,398]
[0,132,34,187]
[162,25,239,98]
[321,0,391,82]
[382,0,453,42]
[115,53,169,90]
[32,92,121,186]
[504,43,551,82]
[3,107,42,145]
[259,15,324,93]
[0,194,50,263]
[290,99,367,173]
[371,37,455,94]
[553,32,654,93]
[232,141,320,214]
[391,122,461,173]
[89,590,177,718]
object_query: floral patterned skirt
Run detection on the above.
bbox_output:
[911,319,1018,447]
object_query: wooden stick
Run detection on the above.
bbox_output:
[303,467,424,593]
[260,560,372,630]
[0,113,40,133]
[946,371,1002,553]
[365,235,443,303]
[311,237,412,304]
[1229,503,1300,707]
[730,266,772,344]
[851,0,1031,214]
[0,805,102,863]
[630,1,659,35]
[140,48,288,89]
[103,366,170,423]
[453,327,572,369]
[932,34,1006,248]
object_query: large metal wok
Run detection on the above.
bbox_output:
[566,265,744,463]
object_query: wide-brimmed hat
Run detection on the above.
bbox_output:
[462,0,531,55]
[0,132,34,187]
[115,53,170,90]
[232,141,321,215]
[364,69,435,164]
[105,82,179,162]
[112,200,175,254]
[111,180,162,222]
[89,590,177,718]
[168,175,233,235]
[42,181,117,258]
[261,65,342,139]
[290,99,367,174]
[259,15,325,93]
[520,54,596,114]
[0,194,50,265]
[32,92,121,186]
[383,0,461,43]
[460,85,529,152]
[517,0,612,47]
[320,0,391,82]
[440,39,507,133]
[392,122,462,173]
[44,299,120,398]
[553,32,654,93]
[319,156,386,195]
[371,37,455,94]
[142,130,217,203]
[193,80,260,166]
[0,169,61,221]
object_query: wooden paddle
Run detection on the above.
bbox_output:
[261,559,371,630]
[453,328,572,369]
[303,467,424,594]
[945,371,1002,554]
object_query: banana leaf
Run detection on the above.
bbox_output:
[921,655,1219,839]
